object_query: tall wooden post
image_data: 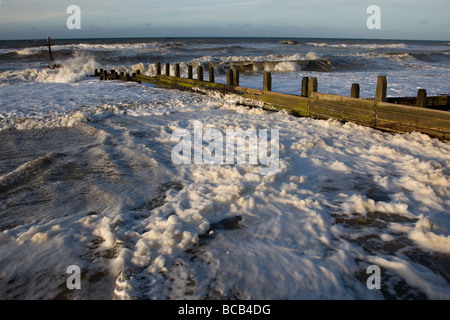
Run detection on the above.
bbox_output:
[209,67,215,83]
[175,64,180,78]
[136,70,141,83]
[417,89,427,108]
[351,83,360,98]
[375,76,387,102]
[301,77,309,97]
[308,77,318,96]
[165,63,170,76]
[233,69,240,86]
[188,65,193,79]
[227,69,234,86]
[156,62,161,75]
[197,66,204,81]
[263,72,272,91]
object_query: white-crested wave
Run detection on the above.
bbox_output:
[0,52,96,84]
[306,42,408,49]
[1,41,181,57]
[75,43,159,51]
[191,52,320,63]
[14,48,44,55]
[180,52,327,73]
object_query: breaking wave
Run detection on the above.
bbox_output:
[184,52,333,73]
[0,52,96,84]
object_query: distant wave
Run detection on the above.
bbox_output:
[344,50,450,63]
[183,52,333,73]
[0,41,183,57]
[306,42,408,49]
[279,40,300,45]
[1,49,75,61]
[73,41,185,51]
[411,52,450,63]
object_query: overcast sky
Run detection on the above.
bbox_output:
[0,0,449,40]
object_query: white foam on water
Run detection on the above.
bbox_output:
[1,84,449,299]
[0,39,449,300]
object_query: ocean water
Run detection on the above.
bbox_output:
[0,38,449,300]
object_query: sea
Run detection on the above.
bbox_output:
[0,37,449,301]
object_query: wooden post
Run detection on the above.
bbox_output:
[188,65,193,79]
[417,89,427,108]
[197,66,203,81]
[165,63,170,76]
[175,64,180,78]
[120,72,125,81]
[94,69,99,77]
[227,69,234,86]
[351,83,360,98]
[209,67,215,83]
[375,76,387,102]
[136,70,141,83]
[156,62,161,75]
[103,70,108,80]
[263,72,272,91]
[308,77,318,96]
[233,69,240,86]
[110,70,115,80]
[301,77,309,97]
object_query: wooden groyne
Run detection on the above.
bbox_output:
[94,65,450,141]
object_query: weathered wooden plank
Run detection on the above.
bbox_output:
[261,91,309,116]
[376,101,450,132]
[309,92,374,120]
[374,121,450,141]
[387,95,449,109]
[309,100,375,125]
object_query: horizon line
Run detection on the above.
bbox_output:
[1,35,449,42]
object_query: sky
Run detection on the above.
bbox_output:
[0,0,449,41]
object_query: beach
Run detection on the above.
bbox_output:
[0,38,449,300]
